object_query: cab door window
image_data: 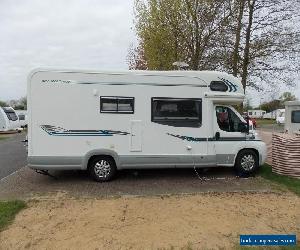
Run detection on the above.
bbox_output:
[216,106,244,132]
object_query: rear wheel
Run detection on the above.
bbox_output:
[235,149,259,176]
[88,156,117,182]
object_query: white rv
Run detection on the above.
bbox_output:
[0,107,20,132]
[15,110,28,128]
[28,69,267,181]
[284,101,300,133]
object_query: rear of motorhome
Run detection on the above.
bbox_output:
[0,107,20,132]
[28,69,267,181]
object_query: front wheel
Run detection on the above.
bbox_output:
[88,156,117,182]
[235,150,259,176]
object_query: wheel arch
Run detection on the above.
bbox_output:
[234,148,259,166]
[82,149,120,170]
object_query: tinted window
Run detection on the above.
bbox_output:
[18,114,25,120]
[292,110,300,123]
[152,98,202,127]
[216,106,245,132]
[100,97,134,114]
[4,111,18,121]
[210,81,228,92]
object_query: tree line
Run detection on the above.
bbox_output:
[128,0,300,95]
[0,97,27,110]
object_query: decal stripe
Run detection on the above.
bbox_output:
[42,80,207,88]
[41,125,130,136]
[167,133,261,142]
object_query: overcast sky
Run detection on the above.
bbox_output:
[0,0,298,105]
[0,0,135,101]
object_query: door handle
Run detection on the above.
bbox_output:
[186,145,192,150]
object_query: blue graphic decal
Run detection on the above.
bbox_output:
[218,77,238,92]
[167,133,206,142]
[167,133,261,142]
[41,125,130,136]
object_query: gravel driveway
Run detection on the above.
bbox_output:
[0,132,27,180]
[0,129,278,200]
[0,166,277,200]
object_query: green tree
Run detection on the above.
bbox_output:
[259,99,281,112]
[279,92,297,103]
[8,97,27,110]
[0,100,7,107]
[230,0,300,92]
[130,0,233,70]
[129,0,300,94]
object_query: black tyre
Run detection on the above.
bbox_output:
[235,149,259,176]
[88,156,117,182]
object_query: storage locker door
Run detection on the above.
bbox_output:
[130,120,142,152]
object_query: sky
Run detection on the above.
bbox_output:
[0,0,135,101]
[0,0,299,106]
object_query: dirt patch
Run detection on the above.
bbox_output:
[0,193,299,250]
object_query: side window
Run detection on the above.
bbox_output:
[100,96,134,114]
[292,110,300,123]
[18,114,25,120]
[216,106,244,132]
[2,108,18,121]
[151,98,202,127]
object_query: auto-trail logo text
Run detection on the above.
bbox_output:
[41,79,72,84]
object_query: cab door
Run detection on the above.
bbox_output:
[213,105,246,166]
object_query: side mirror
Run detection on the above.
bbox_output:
[215,131,220,140]
[238,123,249,134]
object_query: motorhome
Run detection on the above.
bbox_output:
[284,101,300,133]
[28,69,267,181]
[0,107,20,132]
[15,110,28,128]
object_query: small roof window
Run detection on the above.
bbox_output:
[210,81,228,92]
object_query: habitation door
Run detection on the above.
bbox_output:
[130,120,142,152]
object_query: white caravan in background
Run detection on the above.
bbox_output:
[15,110,28,128]
[0,107,20,132]
[27,69,267,181]
[284,101,300,133]
[276,109,285,124]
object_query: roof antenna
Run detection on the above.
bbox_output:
[172,61,189,70]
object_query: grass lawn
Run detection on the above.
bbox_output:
[0,135,8,141]
[259,164,300,196]
[256,118,276,125]
[0,200,26,231]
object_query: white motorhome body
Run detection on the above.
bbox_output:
[15,110,28,128]
[28,69,267,181]
[0,107,20,132]
[284,101,300,133]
